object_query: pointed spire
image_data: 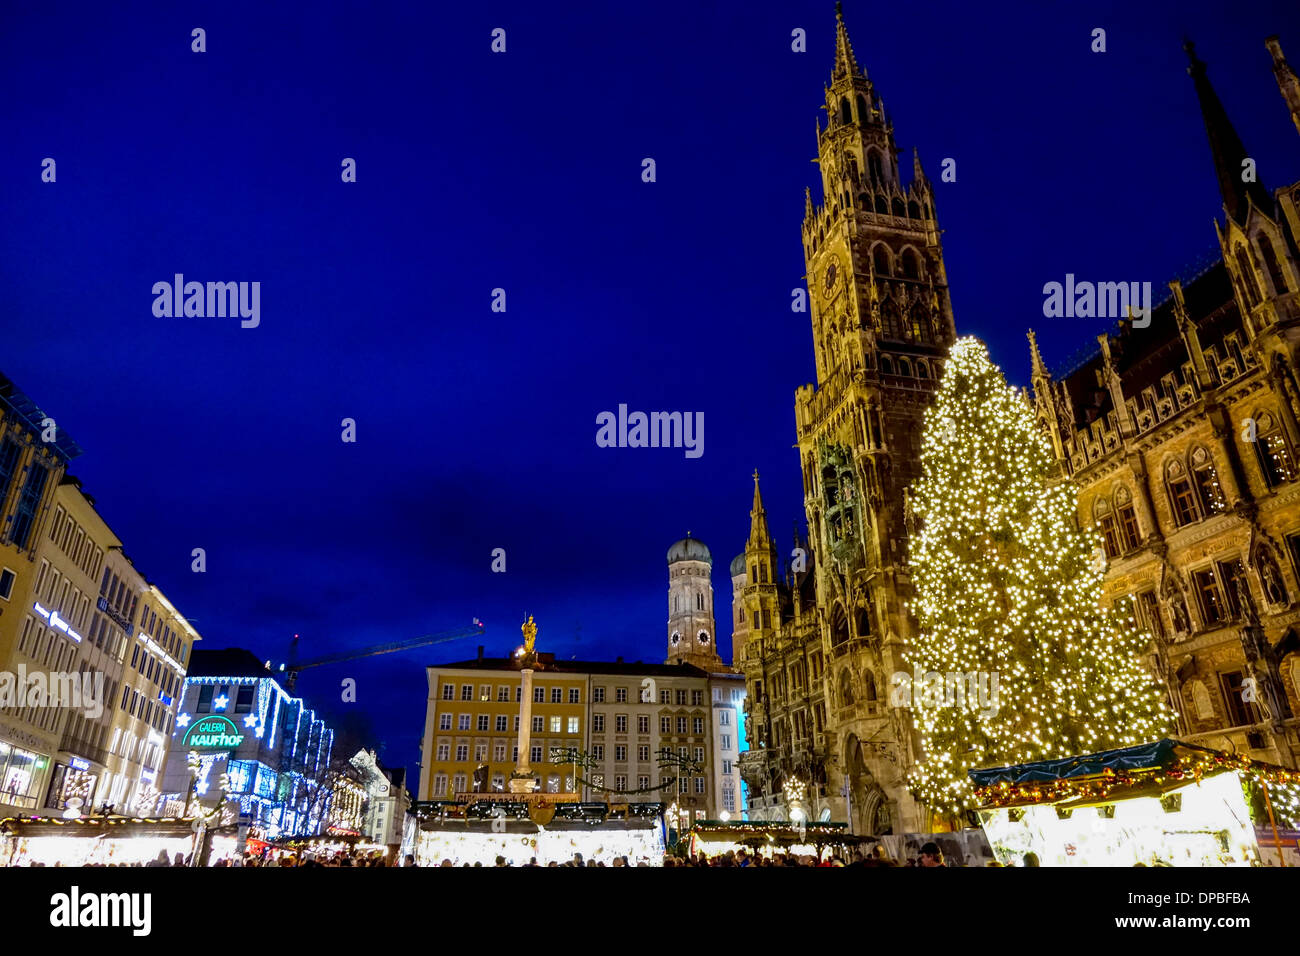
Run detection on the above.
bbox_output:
[1028,328,1049,381]
[748,469,772,549]
[912,146,929,188]
[832,2,862,81]
[1266,36,1300,138]
[1185,38,1272,223]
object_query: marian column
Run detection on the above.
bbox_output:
[509,616,540,794]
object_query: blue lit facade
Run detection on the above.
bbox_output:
[160,649,335,838]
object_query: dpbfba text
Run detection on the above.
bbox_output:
[49,886,151,936]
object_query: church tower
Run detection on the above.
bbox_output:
[792,5,954,834]
[666,534,724,670]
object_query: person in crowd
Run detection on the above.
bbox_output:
[1023,851,1040,867]
[919,842,945,867]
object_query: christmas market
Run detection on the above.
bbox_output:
[971,739,1300,867]
[0,817,200,868]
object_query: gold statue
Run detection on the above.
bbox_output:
[522,615,537,654]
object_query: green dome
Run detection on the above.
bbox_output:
[667,535,712,565]
[730,553,747,577]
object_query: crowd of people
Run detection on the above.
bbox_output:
[408,843,1045,867]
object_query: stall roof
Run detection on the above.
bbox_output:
[968,739,1220,788]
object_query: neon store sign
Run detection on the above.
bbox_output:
[182,715,245,750]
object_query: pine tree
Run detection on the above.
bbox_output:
[904,337,1174,816]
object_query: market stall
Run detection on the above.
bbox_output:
[0,816,198,867]
[970,738,1300,867]
[688,821,868,860]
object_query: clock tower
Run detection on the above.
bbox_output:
[794,4,955,833]
[666,534,724,670]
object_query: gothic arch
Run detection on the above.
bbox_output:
[900,247,922,280]
[891,197,906,218]
[874,194,888,214]
[871,242,892,277]
[907,199,921,219]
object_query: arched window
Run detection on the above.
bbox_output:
[433,774,448,797]
[863,671,877,702]
[838,669,855,706]
[1235,247,1262,306]
[1165,460,1198,527]
[899,357,913,377]
[881,303,902,341]
[867,151,884,187]
[907,200,921,219]
[901,249,921,280]
[1189,446,1226,516]
[840,97,853,124]
[1253,411,1297,488]
[880,355,894,375]
[917,360,930,379]
[831,605,850,646]
[909,305,933,345]
[858,192,870,208]
[846,155,859,185]
[696,592,704,610]
[891,197,906,218]
[1258,237,1291,294]
[874,194,888,214]
[1114,485,1140,551]
[873,245,891,276]
[1094,497,1121,558]
[856,94,869,124]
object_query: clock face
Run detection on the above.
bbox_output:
[823,258,840,296]
[670,632,681,646]
[698,632,710,645]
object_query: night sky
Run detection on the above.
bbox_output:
[3,1,1298,781]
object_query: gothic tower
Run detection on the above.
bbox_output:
[666,534,724,670]
[793,6,955,833]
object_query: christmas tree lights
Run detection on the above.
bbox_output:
[905,337,1174,817]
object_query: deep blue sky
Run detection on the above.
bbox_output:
[3,1,1298,780]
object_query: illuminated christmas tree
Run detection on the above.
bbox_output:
[905,337,1174,817]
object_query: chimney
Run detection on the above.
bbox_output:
[477,645,484,661]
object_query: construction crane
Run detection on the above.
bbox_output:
[278,621,486,691]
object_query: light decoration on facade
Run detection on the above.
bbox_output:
[136,632,185,678]
[906,337,1176,817]
[213,695,229,711]
[176,713,191,728]
[244,714,258,728]
[33,602,83,642]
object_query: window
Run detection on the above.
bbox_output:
[615,687,628,703]
[435,742,450,761]
[514,716,520,731]
[531,746,542,763]
[1116,494,1141,551]
[615,715,628,733]
[593,744,605,760]
[723,786,735,812]
[1135,591,1165,640]
[593,714,605,733]
[722,759,732,774]
[615,745,627,761]
[637,745,649,761]
[476,714,489,731]
[675,690,687,706]
[1217,559,1249,617]
[637,715,649,734]
[660,716,671,733]
[493,743,506,761]
[1191,448,1226,515]
[722,735,731,749]
[1193,568,1227,626]
[433,774,448,797]
[458,714,471,731]
[492,773,505,791]
[439,713,452,731]
[593,687,605,703]
[1095,499,1121,558]
[196,685,213,713]
[638,775,650,790]
[532,716,544,732]
[1255,413,1296,488]
[692,717,704,734]
[569,688,580,703]
[515,687,522,702]
[677,717,687,733]
[461,684,473,701]
[479,684,491,701]
[0,568,14,601]
[679,777,689,793]
[567,716,579,734]
[660,690,671,704]
[453,773,467,793]
[474,744,487,761]
[719,710,730,726]
[695,778,706,794]
[551,687,562,703]
[455,745,468,762]
[691,690,703,706]
[550,716,561,733]
[534,687,544,703]
[1219,670,1257,727]
[1166,461,1199,526]
[693,747,704,764]
[497,685,511,701]
[496,715,508,732]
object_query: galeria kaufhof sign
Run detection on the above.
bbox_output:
[182,715,245,750]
